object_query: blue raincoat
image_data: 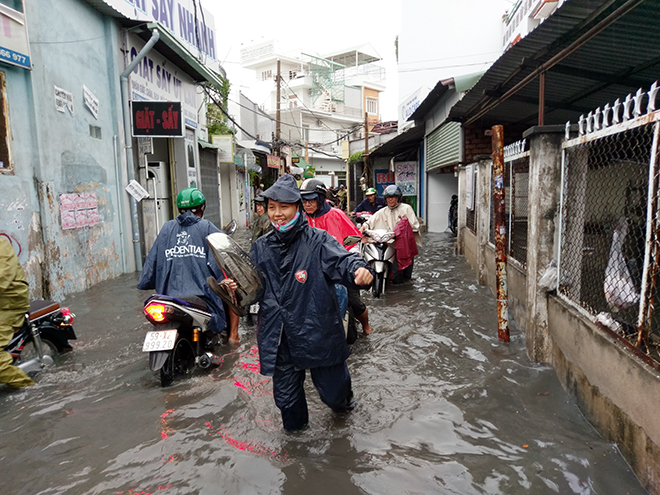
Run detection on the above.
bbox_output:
[251,175,372,375]
[137,211,227,332]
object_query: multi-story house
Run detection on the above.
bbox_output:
[240,40,386,187]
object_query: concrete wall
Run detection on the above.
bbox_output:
[548,296,660,493]
[456,125,660,494]
[1,0,127,300]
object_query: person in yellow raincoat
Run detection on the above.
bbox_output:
[0,237,35,388]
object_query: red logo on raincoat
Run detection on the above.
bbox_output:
[295,270,307,283]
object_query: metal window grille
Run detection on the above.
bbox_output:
[558,83,660,358]
[466,205,476,232]
[509,156,529,265]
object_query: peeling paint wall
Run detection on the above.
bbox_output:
[0,0,128,300]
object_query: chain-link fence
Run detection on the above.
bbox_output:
[559,116,660,359]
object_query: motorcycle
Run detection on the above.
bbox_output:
[448,194,458,236]
[345,228,396,298]
[352,211,373,228]
[142,294,221,387]
[8,299,77,374]
[347,229,396,298]
[142,220,238,387]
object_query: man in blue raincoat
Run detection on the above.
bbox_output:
[137,188,239,343]
[237,174,374,431]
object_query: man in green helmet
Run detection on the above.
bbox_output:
[351,187,385,216]
[138,187,239,343]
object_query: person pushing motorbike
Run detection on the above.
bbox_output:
[361,184,421,284]
[223,174,374,432]
[0,237,35,388]
[300,178,373,335]
[137,187,240,343]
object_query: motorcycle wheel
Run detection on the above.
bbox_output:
[160,337,196,387]
[18,337,58,364]
[372,272,384,298]
[346,307,358,345]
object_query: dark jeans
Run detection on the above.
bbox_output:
[391,257,414,285]
[273,332,354,432]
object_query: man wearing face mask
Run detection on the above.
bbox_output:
[225,174,374,432]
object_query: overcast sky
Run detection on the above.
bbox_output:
[207,0,514,121]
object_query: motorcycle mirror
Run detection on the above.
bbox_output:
[343,235,362,246]
[222,219,237,236]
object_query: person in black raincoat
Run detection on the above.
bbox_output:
[137,188,239,343]
[236,174,374,431]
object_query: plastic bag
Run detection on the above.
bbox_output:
[539,259,558,292]
[604,218,639,312]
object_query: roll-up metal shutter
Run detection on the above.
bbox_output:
[199,147,221,228]
[426,122,461,172]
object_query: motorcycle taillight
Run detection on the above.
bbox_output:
[59,307,76,325]
[144,302,171,323]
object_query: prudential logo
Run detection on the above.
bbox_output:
[166,231,205,260]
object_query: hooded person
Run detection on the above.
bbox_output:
[233,174,374,431]
[137,187,239,343]
[250,195,272,243]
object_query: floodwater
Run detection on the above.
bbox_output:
[0,231,647,495]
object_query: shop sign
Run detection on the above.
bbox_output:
[128,33,198,129]
[131,101,183,137]
[267,155,281,169]
[96,0,217,63]
[0,5,31,70]
[394,161,417,196]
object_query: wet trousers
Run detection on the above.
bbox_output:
[0,322,35,388]
[273,332,354,432]
[391,257,414,285]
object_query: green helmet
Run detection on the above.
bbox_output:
[176,187,206,210]
[365,188,377,196]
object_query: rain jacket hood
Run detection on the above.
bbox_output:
[137,211,227,332]
[262,174,301,204]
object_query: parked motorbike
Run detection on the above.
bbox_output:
[8,300,77,374]
[141,220,238,387]
[448,194,458,236]
[345,228,396,298]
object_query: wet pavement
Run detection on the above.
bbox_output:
[0,230,647,494]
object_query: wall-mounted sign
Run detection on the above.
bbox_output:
[0,5,31,70]
[83,85,99,119]
[267,155,281,169]
[131,101,183,137]
[212,135,234,163]
[395,161,418,196]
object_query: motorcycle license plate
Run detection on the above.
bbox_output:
[142,330,177,352]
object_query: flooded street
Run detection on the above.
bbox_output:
[0,231,646,494]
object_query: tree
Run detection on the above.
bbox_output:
[206,77,234,137]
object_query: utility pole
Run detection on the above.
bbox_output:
[363,111,369,187]
[492,124,510,342]
[275,60,282,175]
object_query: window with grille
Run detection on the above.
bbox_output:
[366,97,378,116]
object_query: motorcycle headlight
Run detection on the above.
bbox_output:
[374,232,394,243]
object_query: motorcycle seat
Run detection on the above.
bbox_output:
[148,294,209,311]
[28,300,60,322]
